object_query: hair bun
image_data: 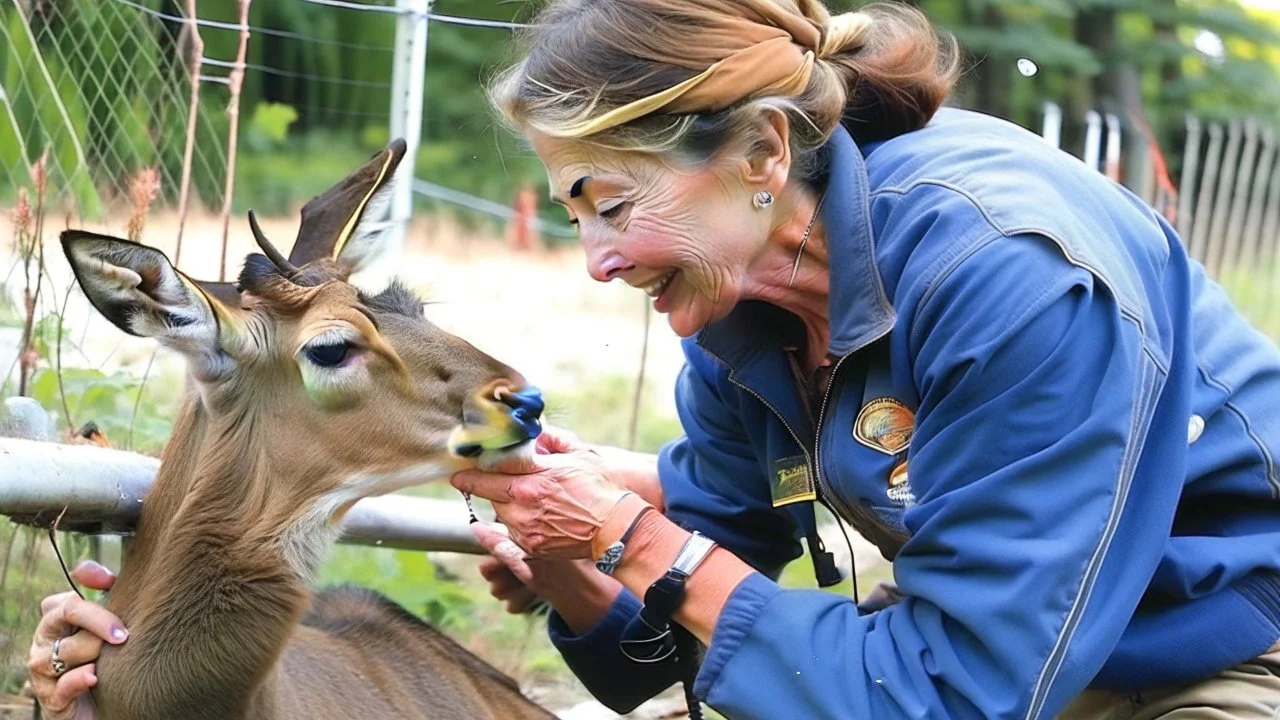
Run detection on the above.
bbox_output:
[819,11,872,58]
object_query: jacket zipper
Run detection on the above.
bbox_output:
[808,352,900,546]
[811,354,862,524]
[698,330,902,566]
[719,356,873,545]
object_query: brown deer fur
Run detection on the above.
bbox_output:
[60,142,559,720]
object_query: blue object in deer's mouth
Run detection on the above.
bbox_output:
[502,386,544,442]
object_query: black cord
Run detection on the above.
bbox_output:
[674,626,704,720]
[829,517,860,606]
[47,528,85,600]
[461,491,479,524]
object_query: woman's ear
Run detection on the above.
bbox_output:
[739,107,793,192]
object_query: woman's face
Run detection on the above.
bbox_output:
[529,131,779,338]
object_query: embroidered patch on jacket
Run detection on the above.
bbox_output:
[854,398,915,455]
[887,460,916,507]
[770,455,817,507]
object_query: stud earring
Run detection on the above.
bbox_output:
[752,190,774,210]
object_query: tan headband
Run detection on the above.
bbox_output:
[550,9,872,138]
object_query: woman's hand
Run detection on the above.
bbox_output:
[26,560,128,720]
[470,521,623,635]
[474,523,544,614]
[452,427,635,560]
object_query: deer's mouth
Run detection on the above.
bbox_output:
[448,386,544,459]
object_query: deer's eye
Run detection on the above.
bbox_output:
[303,340,351,368]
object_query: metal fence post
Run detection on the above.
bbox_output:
[1103,113,1123,182]
[387,0,431,261]
[1041,101,1062,149]
[1083,111,1103,172]
[1177,115,1203,242]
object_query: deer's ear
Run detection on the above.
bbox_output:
[289,138,408,277]
[61,231,236,360]
[192,279,243,309]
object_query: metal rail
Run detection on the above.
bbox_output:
[0,436,486,554]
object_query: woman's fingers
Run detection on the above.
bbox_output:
[41,591,78,617]
[69,560,116,592]
[479,556,525,595]
[535,425,586,454]
[477,556,509,582]
[477,544,543,614]
[28,579,121,720]
[471,522,534,585]
[503,588,540,614]
[37,596,128,646]
[40,663,97,716]
[27,630,103,677]
[453,456,576,503]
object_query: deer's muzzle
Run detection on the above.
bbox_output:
[449,384,544,458]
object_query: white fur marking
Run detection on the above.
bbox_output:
[279,460,457,581]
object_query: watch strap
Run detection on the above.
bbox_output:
[619,531,717,664]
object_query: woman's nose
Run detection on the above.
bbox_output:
[584,244,634,282]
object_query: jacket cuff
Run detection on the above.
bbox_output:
[547,588,682,714]
[693,571,779,699]
[547,586,643,649]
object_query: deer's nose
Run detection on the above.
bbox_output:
[499,386,544,435]
[450,382,544,458]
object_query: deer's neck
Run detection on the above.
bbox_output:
[95,395,339,719]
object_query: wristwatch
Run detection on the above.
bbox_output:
[619,531,717,663]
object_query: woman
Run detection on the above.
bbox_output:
[451,1,1280,717]
[27,1,1280,718]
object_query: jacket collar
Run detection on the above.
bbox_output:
[696,122,896,374]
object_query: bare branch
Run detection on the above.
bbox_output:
[217,0,253,281]
[627,298,652,451]
[174,0,205,266]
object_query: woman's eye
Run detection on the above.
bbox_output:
[304,341,351,368]
[599,202,627,219]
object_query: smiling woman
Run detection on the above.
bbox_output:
[450,1,1280,719]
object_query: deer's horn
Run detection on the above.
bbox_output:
[248,209,300,277]
[287,139,408,267]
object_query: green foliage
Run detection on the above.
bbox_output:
[8,308,182,454]
[317,545,478,630]
[26,364,178,454]
[539,370,685,454]
[231,128,383,215]
[244,102,301,152]
[1216,261,1280,343]
[0,5,102,215]
[0,0,231,214]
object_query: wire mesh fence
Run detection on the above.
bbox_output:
[1036,102,1280,341]
[0,0,229,218]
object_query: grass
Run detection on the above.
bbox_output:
[1216,259,1280,344]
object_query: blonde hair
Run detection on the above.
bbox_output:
[488,0,961,177]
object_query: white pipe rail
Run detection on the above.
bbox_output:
[0,436,487,554]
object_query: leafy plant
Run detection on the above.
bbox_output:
[26,363,181,455]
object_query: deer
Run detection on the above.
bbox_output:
[56,139,558,720]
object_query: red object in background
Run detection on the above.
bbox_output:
[506,185,542,252]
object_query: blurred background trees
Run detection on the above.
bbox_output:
[5,0,1277,233]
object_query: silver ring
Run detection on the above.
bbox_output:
[50,636,66,676]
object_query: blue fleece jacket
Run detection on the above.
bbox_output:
[545,108,1280,720]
